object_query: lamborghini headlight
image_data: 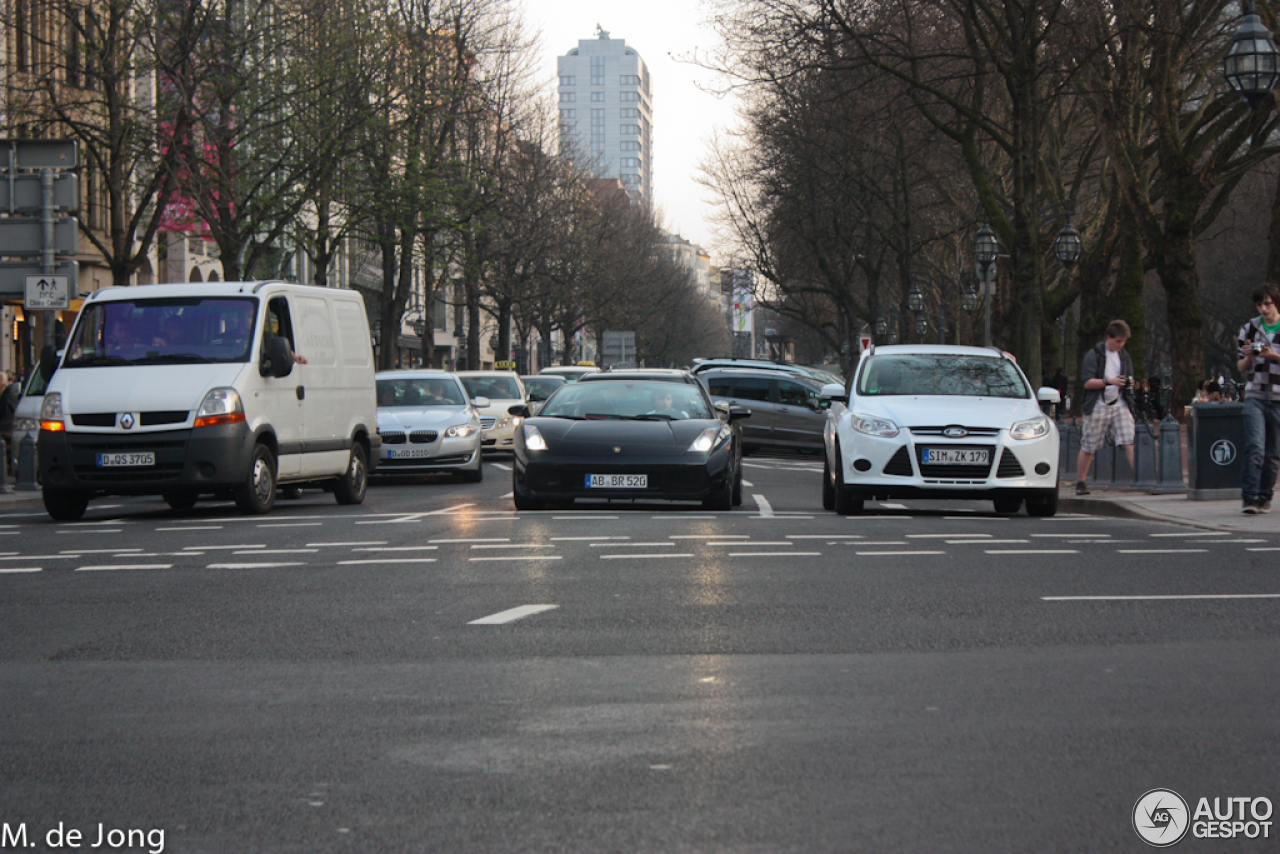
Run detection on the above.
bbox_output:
[523,423,548,451]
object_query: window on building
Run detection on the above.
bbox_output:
[590,92,605,102]
[560,109,576,120]
[619,91,639,102]
[620,75,640,85]
[590,55,605,86]
[620,141,640,151]
[559,75,576,86]
[620,125,640,135]
[559,92,575,102]
[620,108,638,118]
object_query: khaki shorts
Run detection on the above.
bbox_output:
[1081,401,1135,453]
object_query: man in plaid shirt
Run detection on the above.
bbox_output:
[1236,283,1280,514]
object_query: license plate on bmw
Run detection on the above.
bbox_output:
[586,474,647,488]
[920,448,989,465]
[97,452,155,467]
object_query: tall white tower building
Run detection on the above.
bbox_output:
[557,28,652,204]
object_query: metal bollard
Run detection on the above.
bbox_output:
[16,433,38,491]
[1060,419,1079,481]
[1153,414,1187,494]
[0,438,10,494]
[1133,420,1158,489]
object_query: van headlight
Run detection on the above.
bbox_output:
[15,417,39,432]
[445,424,477,438]
[852,413,899,437]
[40,392,63,421]
[194,387,246,428]
[1010,415,1051,440]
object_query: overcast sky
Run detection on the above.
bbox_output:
[517,0,740,260]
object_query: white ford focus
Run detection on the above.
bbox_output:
[821,345,1061,516]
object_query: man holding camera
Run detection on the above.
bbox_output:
[1075,320,1136,496]
[1236,283,1280,514]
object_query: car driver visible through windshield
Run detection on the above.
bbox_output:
[537,382,714,421]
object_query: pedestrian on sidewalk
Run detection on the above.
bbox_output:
[1075,320,1136,495]
[1236,282,1280,515]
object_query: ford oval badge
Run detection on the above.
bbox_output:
[942,426,968,438]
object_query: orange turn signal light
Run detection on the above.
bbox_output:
[193,412,246,429]
[40,421,65,432]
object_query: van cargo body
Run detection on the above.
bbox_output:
[37,281,380,520]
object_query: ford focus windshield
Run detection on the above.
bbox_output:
[858,355,1029,398]
[63,298,259,367]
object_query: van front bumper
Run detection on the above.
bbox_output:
[38,423,258,495]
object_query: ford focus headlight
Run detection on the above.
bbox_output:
[523,424,548,451]
[445,424,477,438]
[852,413,899,437]
[1010,415,1051,440]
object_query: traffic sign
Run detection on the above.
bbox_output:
[859,335,872,352]
[1,139,77,170]
[25,274,71,310]
[0,217,79,255]
[0,260,78,297]
[0,173,78,213]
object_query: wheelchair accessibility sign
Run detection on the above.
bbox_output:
[1210,439,1237,466]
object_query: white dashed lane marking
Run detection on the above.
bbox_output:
[468,605,558,624]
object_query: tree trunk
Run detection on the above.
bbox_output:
[1156,228,1204,418]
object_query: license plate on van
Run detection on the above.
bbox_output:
[97,452,155,467]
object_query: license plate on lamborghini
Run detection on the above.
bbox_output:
[920,448,989,465]
[586,474,647,488]
[97,452,155,467]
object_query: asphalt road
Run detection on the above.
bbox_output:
[1,454,1277,853]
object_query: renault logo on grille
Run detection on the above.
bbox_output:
[942,426,968,438]
[120,413,135,430]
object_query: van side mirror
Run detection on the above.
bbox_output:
[39,345,59,383]
[261,336,294,378]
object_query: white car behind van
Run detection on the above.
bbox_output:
[37,281,381,520]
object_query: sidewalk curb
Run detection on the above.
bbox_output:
[1059,496,1236,533]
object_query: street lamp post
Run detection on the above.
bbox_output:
[971,202,1083,350]
[1224,1,1280,109]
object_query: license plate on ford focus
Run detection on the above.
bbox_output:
[586,474,648,488]
[920,448,989,465]
[96,452,155,467]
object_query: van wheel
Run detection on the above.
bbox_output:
[163,491,198,511]
[334,443,368,505]
[234,444,277,514]
[43,488,90,521]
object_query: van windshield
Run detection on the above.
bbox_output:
[63,298,259,367]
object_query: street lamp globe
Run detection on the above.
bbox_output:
[1224,2,1280,110]
[973,222,999,265]
[412,318,426,338]
[875,315,888,338]
[914,314,928,338]
[961,286,980,313]
[1054,222,1083,268]
[907,283,925,313]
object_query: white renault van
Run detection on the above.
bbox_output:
[37,281,381,520]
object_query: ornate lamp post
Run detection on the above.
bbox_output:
[1224,1,1280,109]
